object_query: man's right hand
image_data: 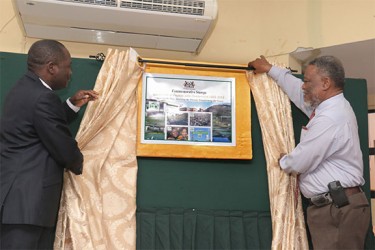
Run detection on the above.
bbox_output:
[248,55,272,74]
[69,90,99,108]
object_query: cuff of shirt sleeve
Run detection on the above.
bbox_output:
[268,65,290,79]
[279,155,289,172]
[66,98,80,113]
[279,155,300,175]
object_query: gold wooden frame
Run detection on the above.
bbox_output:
[136,60,252,160]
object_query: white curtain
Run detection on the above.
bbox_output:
[55,48,143,249]
[247,70,309,249]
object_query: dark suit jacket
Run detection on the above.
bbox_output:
[0,71,83,227]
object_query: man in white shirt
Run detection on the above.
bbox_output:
[248,55,370,249]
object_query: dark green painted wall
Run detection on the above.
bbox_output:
[1,52,373,248]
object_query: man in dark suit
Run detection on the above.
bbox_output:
[0,39,98,249]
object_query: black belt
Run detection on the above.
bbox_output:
[344,186,362,196]
[309,186,362,207]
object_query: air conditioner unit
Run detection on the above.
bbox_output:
[14,0,218,53]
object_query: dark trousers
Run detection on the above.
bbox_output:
[307,191,370,249]
[0,223,55,250]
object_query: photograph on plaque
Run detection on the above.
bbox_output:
[140,73,236,146]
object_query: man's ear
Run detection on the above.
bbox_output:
[321,76,331,90]
[46,61,56,74]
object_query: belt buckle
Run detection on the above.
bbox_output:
[310,193,332,207]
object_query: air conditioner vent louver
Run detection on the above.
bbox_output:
[120,0,205,16]
[57,0,118,7]
[55,0,206,15]
[16,0,218,53]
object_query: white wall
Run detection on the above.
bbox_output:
[370,113,375,190]
[1,0,375,62]
[369,113,375,234]
[2,0,374,108]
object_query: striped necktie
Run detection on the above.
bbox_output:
[309,109,316,120]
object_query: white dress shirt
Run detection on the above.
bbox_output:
[268,66,365,198]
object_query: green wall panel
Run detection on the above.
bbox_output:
[1,51,373,249]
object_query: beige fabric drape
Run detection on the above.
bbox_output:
[247,71,308,249]
[54,48,143,249]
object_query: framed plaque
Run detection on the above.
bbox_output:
[137,62,252,159]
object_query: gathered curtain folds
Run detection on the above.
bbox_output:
[247,71,308,249]
[54,48,143,249]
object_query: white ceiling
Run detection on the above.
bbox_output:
[290,39,375,99]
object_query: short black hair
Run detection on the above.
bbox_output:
[27,39,67,71]
[308,55,345,90]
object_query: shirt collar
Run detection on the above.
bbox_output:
[316,93,344,114]
[39,78,52,90]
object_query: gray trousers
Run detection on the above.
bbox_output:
[307,191,371,250]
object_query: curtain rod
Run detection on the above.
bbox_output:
[89,53,253,70]
[137,58,255,71]
[89,53,297,72]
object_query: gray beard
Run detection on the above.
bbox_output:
[304,96,321,109]
[304,100,316,109]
